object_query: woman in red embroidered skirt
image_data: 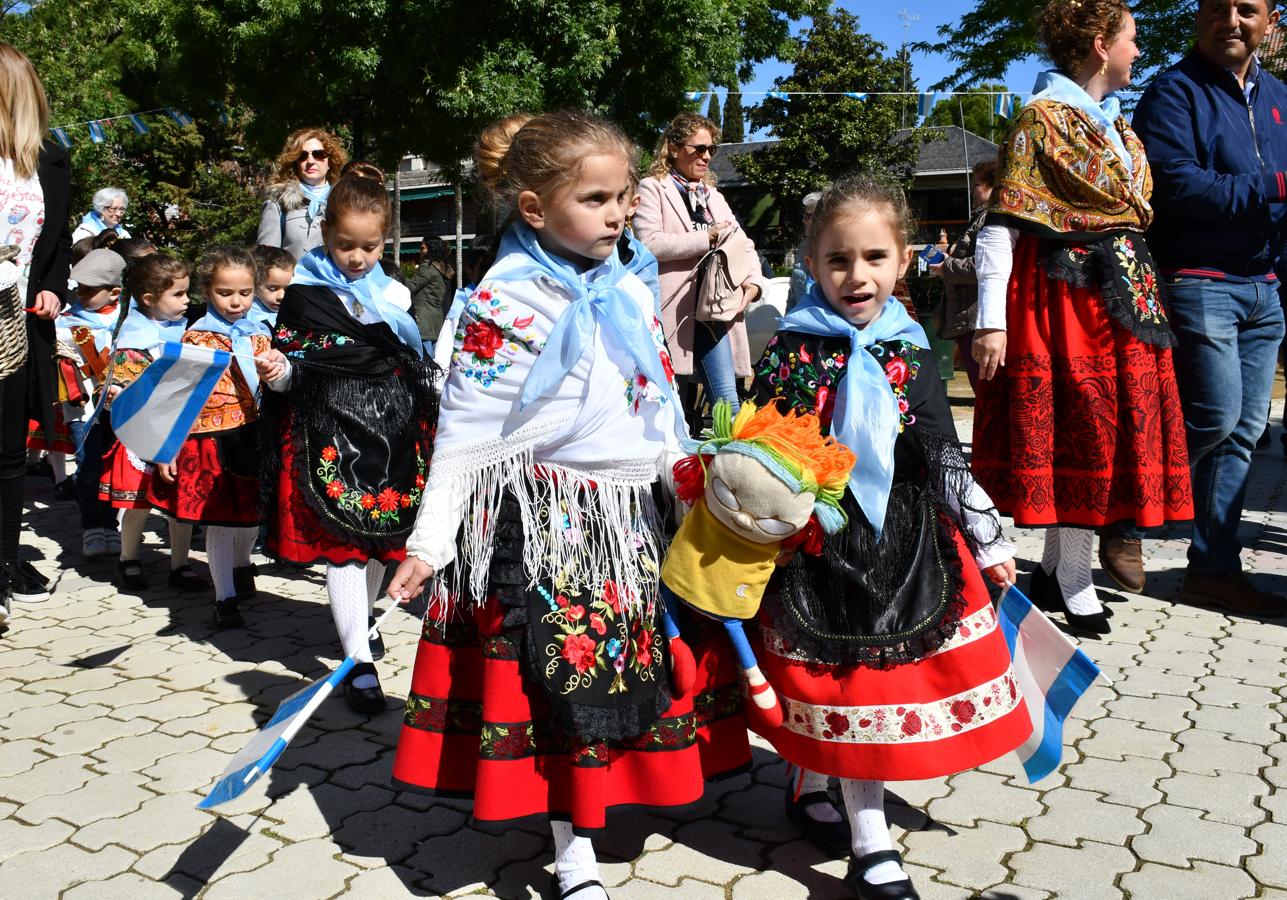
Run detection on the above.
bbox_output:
[971,2,1192,635]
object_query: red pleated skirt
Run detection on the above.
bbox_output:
[391,601,751,833]
[756,528,1032,782]
[972,234,1193,528]
[146,435,260,526]
[27,412,75,455]
[266,430,406,566]
[98,440,156,509]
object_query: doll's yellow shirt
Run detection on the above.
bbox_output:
[661,499,779,620]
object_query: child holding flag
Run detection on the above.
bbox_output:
[99,254,208,593]
[147,246,288,627]
[261,166,435,712]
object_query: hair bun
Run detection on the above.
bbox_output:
[339,160,386,183]
[475,113,534,198]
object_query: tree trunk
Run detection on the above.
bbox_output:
[391,167,403,264]
[454,181,464,290]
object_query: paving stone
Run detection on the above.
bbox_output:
[0,843,137,896]
[1168,727,1271,776]
[405,825,545,896]
[1064,755,1171,808]
[203,838,361,900]
[1024,787,1146,848]
[1078,717,1180,762]
[605,878,730,900]
[131,820,283,883]
[335,803,466,867]
[73,793,215,852]
[903,819,1027,891]
[1120,861,1257,900]
[1191,674,1281,708]
[0,753,96,805]
[1157,771,1268,826]
[1104,693,1196,732]
[41,713,159,757]
[0,698,111,737]
[0,738,49,779]
[63,871,199,900]
[17,770,154,826]
[1008,840,1135,900]
[1112,665,1196,699]
[637,819,764,886]
[0,817,74,864]
[1249,821,1287,888]
[262,781,395,843]
[1189,702,1281,744]
[925,770,1043,828]
[1133,804,1256,868]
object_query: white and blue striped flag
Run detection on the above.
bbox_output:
[993,92,1012,117]
[110,341,230,465]
[199,609,395,809]
[998,585,1108,783]
[919,91,937,120]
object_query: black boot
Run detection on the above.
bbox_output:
[844,850,919,899]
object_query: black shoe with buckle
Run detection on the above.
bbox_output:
[785,789,851,858]
[845,850,920,900]
[368,615,386,661]
[116,559,149,592]
[1028,565,1109,634]
[213,597,244,629]
[233,564,258,599]
[343,662,387,715]
[168,565,210,592]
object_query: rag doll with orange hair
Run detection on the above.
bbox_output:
[660,400,855,730]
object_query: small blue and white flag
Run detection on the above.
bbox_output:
[685,91,704,102]
[993,92,1012,117]
[998,586,1108,783]
[918,91,937,120]
[110,341,230,466]
[87,121,106,144]
[767,90,789,100]
[128,114,150,135]
[50,127,72,149]
[198,609,395,809]
[844,92,869,100]
[166,108,194,127]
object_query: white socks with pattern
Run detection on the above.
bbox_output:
[840,779,907,886]
[327,562,382,688]
[551,819,606,899]
[206,527,237,602]
[1055,527,1100,615]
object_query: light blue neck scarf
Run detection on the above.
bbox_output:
[490,222,680,421]
[1031,69,1132,173]
[247,297,278,329]
[114,306,185,353]
[189,308,271,398]
[777,286,928,536]
[299,182,331,225]
[291,248,423,355]
[79,210,125,237]
[62,302,122,351]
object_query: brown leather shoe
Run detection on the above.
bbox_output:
[1098,533,1145,593]
[1178,570,1287,617]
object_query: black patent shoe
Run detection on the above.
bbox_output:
[845,850,920,900]
[1029,565,1110,634]
[168,564,210,592]
[53,478,76,501]
[367,615,386,661]
[233,564,258,599]
[116,559,149,592]
[213,598,244,629]
[785,789,851,858]
[344,662,387,715]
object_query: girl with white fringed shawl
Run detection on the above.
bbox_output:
[387,111,752,900]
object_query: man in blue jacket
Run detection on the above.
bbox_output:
[1134,0,1286,613]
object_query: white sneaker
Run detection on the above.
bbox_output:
[0,589,10,627]
[102,529,122,555]
[82,528,108,558]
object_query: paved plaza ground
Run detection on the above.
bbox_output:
[1,391,1286,899]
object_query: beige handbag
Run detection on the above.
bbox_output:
[693,228,755,323]
[0,246,29,380]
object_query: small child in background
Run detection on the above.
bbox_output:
[249,244,295,328]
[99,254,208,593]
[147,246,289,627]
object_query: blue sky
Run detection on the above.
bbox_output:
[730,1,1046,116]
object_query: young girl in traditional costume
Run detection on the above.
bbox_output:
[100,254,209,593]
[147,246,288,627]
[249,244,294,328]
[971,0,1192,632]
[262,167,435,712]
[386,111,750,900]
[751,176,1032,899]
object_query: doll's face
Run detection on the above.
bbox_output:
[705,452,816,545]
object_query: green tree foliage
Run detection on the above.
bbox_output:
[927,83,1010,143]
[917,0,1196,91]
[723,86,746,143]
[735,9,927,243]
[6,0,262,255]
[707,90,723,131]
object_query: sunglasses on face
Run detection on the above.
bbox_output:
[296,149,330,163]
[683,144,719,158]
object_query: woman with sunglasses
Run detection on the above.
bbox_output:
[256,127,348,260]
[634,111,764,432]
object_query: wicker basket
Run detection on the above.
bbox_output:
[0,245,29,380]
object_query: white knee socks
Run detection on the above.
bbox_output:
[1041,527,1060,575]
[328,562,377,687]
[840,779,907,885]
[168,519,193,570]
[49,452,67,483]
[120,509,150,561]
[551,819,606,899]
[1055,527,1099,615]
[206,526,237,602]
[364,560,385,615]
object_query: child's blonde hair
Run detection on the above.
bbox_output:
[475,111,637,210]
[0,43,50,181]
[808,175,915,251]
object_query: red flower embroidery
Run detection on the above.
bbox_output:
[950,700,976,724]
[885,356,909,387]
[799,344,812,364]
[858,718,873,729]
[359,493,376,510]
[414,473,426,489]
[400,494,412,508]
[636,373,648,388]
[555,594,570,609]
[376,487,401,512]
[561,633,598,674]
[589,612,607,635]
[462,320,505,359]
[659,351,674,381]
[325,479,345,498]
[602,581,622,614]
[635,629,655,668]
[567,604,586,622]
[321,445,339,462]
[476,289,493,302]
[824,711,851,736]
[901,711,923,736]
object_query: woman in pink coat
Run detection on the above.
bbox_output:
[634,112,765,428]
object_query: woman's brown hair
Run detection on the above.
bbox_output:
[195,245,257,299]
[0,43,50,181]
[271,127,348,186]
[648,111,721,183]
[1037,0,1131,75]
[324,163,393,234]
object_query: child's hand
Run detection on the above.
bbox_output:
[387,557,435,605]
[255,349,287,383]
[156,462,179,483]
[982,557,1016,588]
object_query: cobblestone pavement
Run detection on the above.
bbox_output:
[2,396,1286,899]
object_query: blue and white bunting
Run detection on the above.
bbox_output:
[109,341,231,466]
[998,586,1108,783]
[50,127,72,149]
[767,90,789,100]
[128,114,150,135]
[685,91,704,101]
[993,92,1011,117]
[198,609,396,809]
[166,108,194,127]
[844,92,869,100]
[87,121,106,144]
[918,91,937,119]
